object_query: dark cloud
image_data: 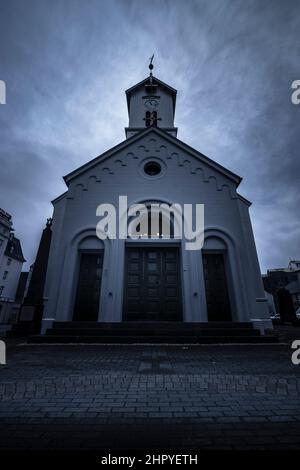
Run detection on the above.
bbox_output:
[0,0,299,271]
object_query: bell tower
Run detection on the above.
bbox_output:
[125,57,178,139]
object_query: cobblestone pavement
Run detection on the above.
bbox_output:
[0,341,300,450]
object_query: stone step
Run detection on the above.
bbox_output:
[8,323,39,337]
[46,327,260,337]
[52,321,254,330]
[28,320,277,344]
[28,334,277,344]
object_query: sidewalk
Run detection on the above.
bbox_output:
[0,339,300,450]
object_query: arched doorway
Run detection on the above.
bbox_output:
[123,203,182,321]
[73,237,104,321]
[202,236,232,321]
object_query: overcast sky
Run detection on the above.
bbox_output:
[0,0,299,272]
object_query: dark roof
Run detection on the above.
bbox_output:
[0,208,12,223]
[5,237,26,263]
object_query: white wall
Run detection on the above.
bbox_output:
[128,85,175,129]
[43,130,269,326]
[0,256,23,301]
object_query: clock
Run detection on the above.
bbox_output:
[144,98,159,111]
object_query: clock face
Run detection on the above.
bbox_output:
[144,98,159,111]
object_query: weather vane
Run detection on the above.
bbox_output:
[149,54,154,85]
[149,54,154,71]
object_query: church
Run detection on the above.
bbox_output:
[40,61,272,339]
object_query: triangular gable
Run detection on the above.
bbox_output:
[63,127,242,188]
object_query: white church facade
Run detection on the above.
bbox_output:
[41,66,272,334]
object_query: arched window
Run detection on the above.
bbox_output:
[145,111,158,127]
[152,111,158,126]
[128,205,175,239]
[145,111,151,127]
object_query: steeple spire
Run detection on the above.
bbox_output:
[125,61,178,138]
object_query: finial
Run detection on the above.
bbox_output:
[149,54,154,85]
[149,54,154,73]
[46,217,53,228]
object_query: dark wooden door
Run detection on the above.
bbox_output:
[73,252,104,321]
[203,253,232,321]
[123,247,182,321]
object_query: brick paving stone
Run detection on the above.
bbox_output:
[0,340,300,449]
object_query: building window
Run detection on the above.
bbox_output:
[0,286,4,295]
[0,239,3,247]
[152,111,158,126]
[145,111,151,127]
[3,271,8,280]
[127,205,174,239]
[144,161,162,176]
[7,258,11,266]
[145,111,158,127]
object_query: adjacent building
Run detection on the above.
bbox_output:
[0,208,26,324]
[263,259,300,313]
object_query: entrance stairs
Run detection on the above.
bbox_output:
[28,321,277,344]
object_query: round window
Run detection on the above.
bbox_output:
[144,161,161,176]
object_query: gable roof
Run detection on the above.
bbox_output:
[5,236,26,263]
[51,191,68,204]
[125,75,177,115]
[63,126,242,188]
